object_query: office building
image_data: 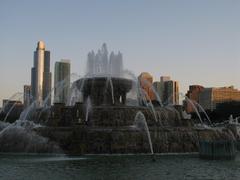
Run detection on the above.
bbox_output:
[54,60,71,104]
[184,85,204,113]
[153,76,179,105]
[23,85,31,108]
[164,80,179,105]
[31,41,52,106]
[153,81,161,99]
[199,86,240,111]
[159,76,171,103]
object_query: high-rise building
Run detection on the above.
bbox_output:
[138,72,155,101]
[23,85,31,108]
[164,80,179,105]
[199,86,240,111]
[54,60,71,104]
[159,76,170,103]
[153,81,161,100]
[184,85,204,113]
[154,76,179,105]
[31,41,52,106]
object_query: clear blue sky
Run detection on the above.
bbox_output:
[0,0,239,105]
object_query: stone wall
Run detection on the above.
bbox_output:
[35,126,216,154]
[46,104,191,128]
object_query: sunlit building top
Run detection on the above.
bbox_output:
[37,41,45,50]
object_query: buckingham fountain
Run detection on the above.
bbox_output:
[0,44,238,158]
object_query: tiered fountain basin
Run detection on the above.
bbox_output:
[46,104,191,127]
[35,80,236,156]
[36,110,236,155]
[0,77,236,156]
[76,77,132,105]
[29,77,236,156]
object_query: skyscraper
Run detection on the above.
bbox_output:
[154,76,179,105]
[23,85,31,108]
[184,85,204,113]
[159,76,171,103]
[164,80,179,105]
[31,41,52,106]
[54,60,71,104]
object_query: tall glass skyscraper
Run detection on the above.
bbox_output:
[54,60,70,104]
[31,41,52,106]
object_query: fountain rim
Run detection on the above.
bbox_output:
[76,76,134,82]
[75,76,134,91]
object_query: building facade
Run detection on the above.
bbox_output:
[1,99,24,122]
[199,86,240,111]
[54,60,71,104]
[153,76,179,105]
[153,76,170,103]
[23,85,31,108]
[153,81,161,101]
[31,41,52,106]
[184,85,204,113]
[164,80,179,105]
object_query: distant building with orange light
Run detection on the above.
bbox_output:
[199,86,240,111]
[138,72,155,101]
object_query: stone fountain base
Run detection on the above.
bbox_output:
[34,125,236,155]
[32,104,237,155]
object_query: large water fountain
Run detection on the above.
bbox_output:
[0,44,238,158]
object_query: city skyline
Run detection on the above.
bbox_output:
[0,0,239,105]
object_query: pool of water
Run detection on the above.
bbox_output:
[0,153,239,180]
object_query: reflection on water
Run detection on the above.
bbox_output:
[0,153,239,180]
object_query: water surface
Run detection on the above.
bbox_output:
[0,153,239,180]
